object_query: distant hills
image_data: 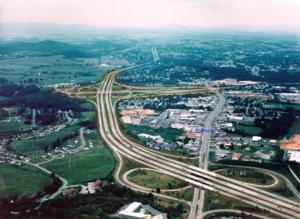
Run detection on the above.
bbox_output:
[0,39,133,58]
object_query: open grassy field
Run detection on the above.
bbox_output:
[163,187,194,201]
[78,111,96,122]
[41,145,115,184]
[204,191,264,214]
[80,85,98,93]
[112,92,131,98]
[119,156,146,177]
[10,125,79,154]
[0,164,51,198]
[112,83,129,92]
[112,97,121,105]
[203,212,269,219]
[127,169,188,190]
[236,124,262,136]
[124,124,183,144]
[265,177,296,200]
[0,55,104,85]
[215,167,275,185]
[0,120,32,135]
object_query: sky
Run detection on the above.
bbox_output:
[0,0,300,31]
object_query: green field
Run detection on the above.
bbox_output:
[204,191,263,213]
[41,145,115,184]
[0,120,32,134]
[164,187,194,201]
[127,169,188,190]
[11,125,79,154]
[0,164,51,198]
[78,111,96,122]
[236,124,262,136]
[216,167,274,185]
[265,177,295,199]
[124,124,183,144]
[0,55,104,85]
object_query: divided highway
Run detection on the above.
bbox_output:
[190,92,226,219]
[96,70,300,219]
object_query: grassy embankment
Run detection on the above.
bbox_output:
[127,169,188,190]
[210,167,274,185]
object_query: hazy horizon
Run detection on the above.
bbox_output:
[1,0,300,32]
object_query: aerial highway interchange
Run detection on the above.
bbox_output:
[56,65,300,218]
[88,68,300,219]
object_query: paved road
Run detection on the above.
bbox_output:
[189,93,225,219]
[202,209,274,219]
[211,163,300,200]
[79,127,86,148]
[25,162,68,201]
[289,164,300,185]
[95,70,300,219]
[151,47,160,61]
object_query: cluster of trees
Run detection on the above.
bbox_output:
[44,173,62,195]
[0,184,185,218]
[118,59,261,85]
[0,172,62,217]
[135,94,205,112]
[0,39,132,58]
[43,129,78,153]
[0,108,8,120]
[254,107,296,138]
[0,78,23,96]
[0,79,84,112]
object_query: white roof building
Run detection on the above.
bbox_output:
[170,123,185,130]
[138,134,164,143]
[252,136,262,142]
[121,116,132,124]
[289,151,300,163]
[221,123,233,128]
[118,202,167,219]
[269,139,277,144]
[228,115,243,121]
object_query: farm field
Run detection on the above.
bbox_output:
[0,55,104,85]
[41,145,115,184]
[0,164,51,198]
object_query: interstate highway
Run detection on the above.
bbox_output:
[96,69,300,219]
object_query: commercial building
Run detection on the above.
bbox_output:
[117,202,167,219]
